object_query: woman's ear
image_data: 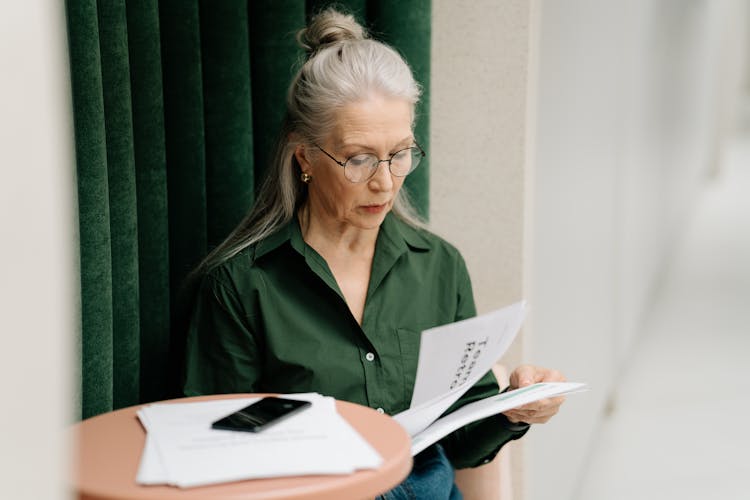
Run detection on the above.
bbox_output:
[294,143,312,175]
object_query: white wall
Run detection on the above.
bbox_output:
[526,2,748,500]
[431,1,538,496]
[0,2,75,499]
[431,0,533,316]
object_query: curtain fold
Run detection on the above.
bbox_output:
[67,0,431,418]
[199,1,255,247]
[125,0,171,405]
[159,0,208,302]
[97,0,141,411]
[248,0,306,186]
[67,0,114,418]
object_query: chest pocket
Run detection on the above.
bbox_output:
[396,327,421,411]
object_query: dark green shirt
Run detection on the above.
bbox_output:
[184,213,527,468]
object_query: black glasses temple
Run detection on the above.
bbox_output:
[315,142,425,164]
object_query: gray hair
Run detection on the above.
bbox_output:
[198,8,425,273]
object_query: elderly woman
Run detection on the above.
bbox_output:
[184,8,565,500]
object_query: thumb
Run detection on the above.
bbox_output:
[510,365,536,388]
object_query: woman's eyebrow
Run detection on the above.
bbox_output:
[394,136,415,147]
[338,136,414,151]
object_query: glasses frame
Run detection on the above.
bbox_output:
[314,141,426,183]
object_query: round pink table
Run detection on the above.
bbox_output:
[73,394,412,500]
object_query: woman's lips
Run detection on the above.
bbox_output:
[361,203,387,214]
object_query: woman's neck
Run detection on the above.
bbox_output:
[297,203,380,258]
[297,203,378,325]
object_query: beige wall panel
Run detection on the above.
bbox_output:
[432,1,538,498]
[431,0,532,319]
[0,1,75,498]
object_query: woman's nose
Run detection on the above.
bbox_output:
[368,160,394,190]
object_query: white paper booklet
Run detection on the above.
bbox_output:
[136,393,382,488]
[394,301,528,437]
[393,301,588,456]
[409,382,588,455]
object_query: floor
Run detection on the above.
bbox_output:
[575,126,750,499]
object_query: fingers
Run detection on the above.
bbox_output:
[509,365,536,388]
[504,364,568,425]
[541,369,567,383]
[503,395,566,424]
[509,365,567,389]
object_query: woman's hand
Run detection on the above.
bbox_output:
[502,365,567,425]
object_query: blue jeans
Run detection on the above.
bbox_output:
[377,444,463,500]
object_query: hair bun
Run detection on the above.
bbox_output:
[297,8,367,58]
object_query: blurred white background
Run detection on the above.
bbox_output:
[433,1,749,499]
[527,1,750,499]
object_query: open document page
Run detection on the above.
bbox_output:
[394,301,528,437]
[135,393,382,488]
[393,302,588,456]
[409,382,588,455]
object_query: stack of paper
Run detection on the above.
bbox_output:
[136,393,383,488]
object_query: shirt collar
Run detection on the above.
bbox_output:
[365,213,430,299]
[379,212,431,253]
[252,211,431,261]
[253,219,296,260]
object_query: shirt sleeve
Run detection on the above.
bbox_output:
[183,269,263,396]
[438,253,530,469]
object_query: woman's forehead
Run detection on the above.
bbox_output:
[327,96,413,147]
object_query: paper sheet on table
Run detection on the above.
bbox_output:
[136,434,167,485]
[409,382,588,455]
[136,393,382,488]
[394,301,527,437]
[136,397,261,485]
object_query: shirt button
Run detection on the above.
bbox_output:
[376,407,385,414]
[365,352,375,362]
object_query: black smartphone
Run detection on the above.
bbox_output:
[211,397,312,433]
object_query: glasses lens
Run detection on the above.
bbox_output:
[344,153,378,183]
[389,147,423,177]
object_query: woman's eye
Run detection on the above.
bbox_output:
[348,154,373,167]
[392,149,409,162]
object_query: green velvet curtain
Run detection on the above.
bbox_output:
[66,0,431,419]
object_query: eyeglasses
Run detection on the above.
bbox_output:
[314,142,426,183]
